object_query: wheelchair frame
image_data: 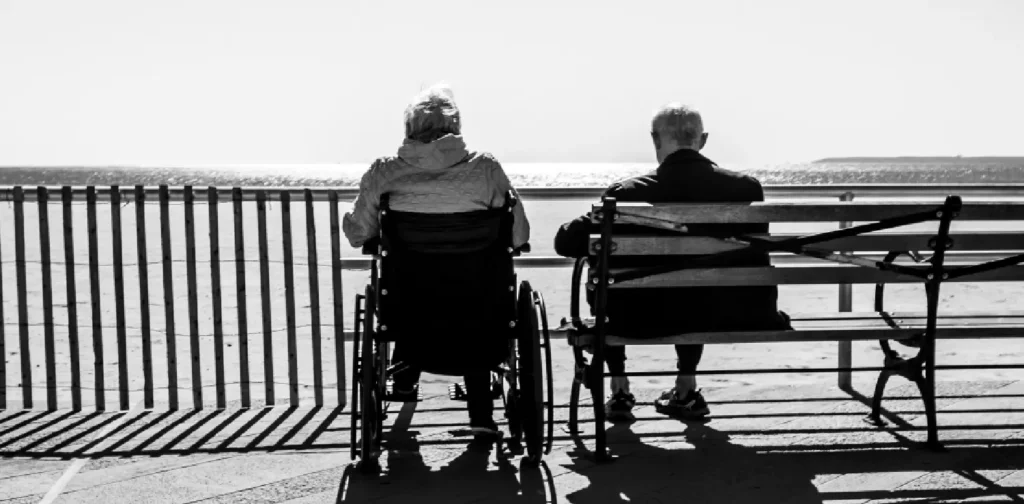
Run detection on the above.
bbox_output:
[349,193,554,472]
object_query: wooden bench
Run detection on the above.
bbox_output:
[563,195,1024,460]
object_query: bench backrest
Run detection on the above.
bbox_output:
[588,198,1024,289]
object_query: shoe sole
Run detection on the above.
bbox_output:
[654,402,710,419]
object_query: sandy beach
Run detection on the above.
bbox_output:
[1,196,1023,411]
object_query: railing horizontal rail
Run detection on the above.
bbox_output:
[1,183,1023,202]
[337,251,1018,270]
[1,182,1022,414]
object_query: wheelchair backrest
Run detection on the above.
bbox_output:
[372,192,519,372]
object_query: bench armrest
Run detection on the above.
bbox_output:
[568,256,588,330]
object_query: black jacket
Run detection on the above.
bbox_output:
[554,149,790,336]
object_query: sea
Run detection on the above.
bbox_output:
[1,157,1023,187]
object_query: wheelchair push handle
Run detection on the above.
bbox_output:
[360,238,381,256]
[512,242,531,256]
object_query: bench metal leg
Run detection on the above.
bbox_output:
[837,192,855,391]
[916,367,942,450]
[866,366,893,427]
[592,353,609,461]
[868,350,920,425]
[569,348,586,436]
[569,378,580,436]
[921,282,943,450]
[867,348,943,450]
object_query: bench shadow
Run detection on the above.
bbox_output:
[561,415,1024,504]
[563,420,823,504]
[337,402,555,503]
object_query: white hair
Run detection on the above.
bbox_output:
[651,103,704,149]
[404,82,461,143]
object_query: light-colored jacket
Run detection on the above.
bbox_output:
[342,134,530,248]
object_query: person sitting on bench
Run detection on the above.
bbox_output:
[343,83,530,433]
[554,103,790,421]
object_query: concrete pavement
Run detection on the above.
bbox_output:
[3,377,1024,503]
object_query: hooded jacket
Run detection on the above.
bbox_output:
[342,134,530,248]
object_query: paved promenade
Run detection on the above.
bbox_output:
[3,349,1024,503]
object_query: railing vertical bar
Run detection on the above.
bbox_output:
[304,189,323,407]
[37,187,58,410]
[184,186,203,408]
[233,188,251,408]
[0,193,5,410]
[256,190,275,406]
[14,186,33,409]
[209,187,226,409]
[135,186,154,409]
[281,191,299,407]
[86,187,105,411]
[159,186,179,410]
[62,186,82,411]
[111,186,129,410]
[328,190,346,409]
[837,191,854,390]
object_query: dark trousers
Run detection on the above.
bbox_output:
[604,344,704,376]
[391,343,494,424]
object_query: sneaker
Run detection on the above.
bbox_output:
[654,388,710,419]
[385,382,421,402]
[604,390,636,422]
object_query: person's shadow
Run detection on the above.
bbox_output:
[338,403,554,503]
[563,419,822,504]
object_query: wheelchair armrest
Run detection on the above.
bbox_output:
[360,238,381,255]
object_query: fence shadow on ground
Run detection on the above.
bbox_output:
[2,390,1024,503]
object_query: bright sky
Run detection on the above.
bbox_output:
[1,0,1022,166]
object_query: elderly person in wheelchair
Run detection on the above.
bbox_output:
[343,84,552,469]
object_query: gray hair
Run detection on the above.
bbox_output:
[404,83,461,143]
[651,103,704,149]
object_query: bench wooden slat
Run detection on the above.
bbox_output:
[596,232,1024,256]
[566,312,1024,346]
[607,264,1024,288]
[610,201,1024,224]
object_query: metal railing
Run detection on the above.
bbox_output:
[0,183,1021,413]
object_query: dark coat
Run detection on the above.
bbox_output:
[554,149,791,336]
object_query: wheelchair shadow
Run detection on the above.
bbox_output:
[338,402,556,503]
[563,420,823,504]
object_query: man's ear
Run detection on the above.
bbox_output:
[698,132,709,150]
[652,131,662,150]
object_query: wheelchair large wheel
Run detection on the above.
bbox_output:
[517,281,554,463]
[358,286,384,472]
[534,290,555,454]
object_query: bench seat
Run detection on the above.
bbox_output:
[562,312,1024,346]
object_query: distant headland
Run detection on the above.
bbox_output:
[813,156,1024,163]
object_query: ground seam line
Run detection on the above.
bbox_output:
[38,401,143,504]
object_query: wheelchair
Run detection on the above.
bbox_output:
[350,192,553,472]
